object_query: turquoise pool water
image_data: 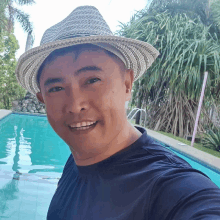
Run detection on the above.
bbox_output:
[0,113,70,220]
[156,141,220,188]
[0,113,220,219]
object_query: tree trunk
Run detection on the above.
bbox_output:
[135,96,142,125]
[25,31,33,52]
[135,79,142,125]
[147,91,209,137]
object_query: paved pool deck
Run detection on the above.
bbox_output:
[1,109,220,173]
[0,109,13,120]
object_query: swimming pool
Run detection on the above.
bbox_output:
[0,113,70,220]
[0,113,220,219]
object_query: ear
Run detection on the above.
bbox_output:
[36,92,45,104]
[124,69,134,101]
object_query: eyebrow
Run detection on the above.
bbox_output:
[75,66,102,75]
[44,65,102,87]
[44,78,64,87]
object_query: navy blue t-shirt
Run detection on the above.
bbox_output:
[47,126,220,220]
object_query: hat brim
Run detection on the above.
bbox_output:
[15,35,159,95]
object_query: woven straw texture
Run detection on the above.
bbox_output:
[15,5,159,95]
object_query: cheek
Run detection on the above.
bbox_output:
[45,101,64,130]
[47,114,67,138]
[47,113,60,127]
[96,86,125,112]
[108,82,125,104]
[45,96,64,113]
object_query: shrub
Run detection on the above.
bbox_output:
[202,129,220,152]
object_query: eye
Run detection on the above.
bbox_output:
[48,86,64,93]
[87,78,100,84]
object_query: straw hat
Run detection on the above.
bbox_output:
[15,5,159,95]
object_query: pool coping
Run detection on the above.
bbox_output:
[1,109,220,173]
[0,109,13,120]
[146,128,220,174]
[0,109,46,120]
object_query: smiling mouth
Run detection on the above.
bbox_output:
[68,121,98,131]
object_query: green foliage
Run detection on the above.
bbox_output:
[148,0,214,26]
[14,0,35,6]
[202,129,220,152]
[211,0,220,28]
[0,0,35,42]
[0,1,8,34]
[13,7,33,33]
[0,32,26,109]
[117,2,220,137]
[118,12,220,101]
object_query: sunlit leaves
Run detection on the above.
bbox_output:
[117,6,220,137]
[0,32,26,109]
[0,0,34,38]
[118,11,220,101]
[14,0,35,6]
[211,0,220,29]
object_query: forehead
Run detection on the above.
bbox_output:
[44,45,111,67]
[39,50,122,88]
[37,45,126,90]
[42,49,112,72]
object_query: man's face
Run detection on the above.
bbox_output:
[36,49,133,155]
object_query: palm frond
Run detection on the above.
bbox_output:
[0,0,9,32]
[0,0,35,34]
[211,0,220,28]
[118,6,220,137]
[14,0,35,6]
[13,7,33,33]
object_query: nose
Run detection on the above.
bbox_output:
[64,86,88,114]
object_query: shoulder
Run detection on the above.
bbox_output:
[149,167,220,219]
[65,153,75,168]
[57,153,75,187]
[133,128,192,169]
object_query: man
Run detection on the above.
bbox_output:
[15,5,220,220]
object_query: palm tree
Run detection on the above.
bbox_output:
[0,0,35,37]
[211,0,220,29]
[147,0,220,35]
[148,0,210,18]
[118,9,220,138]
[0,0,35,109]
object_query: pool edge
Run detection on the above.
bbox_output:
[0,109,47,120]
[0,109,13,120]
[146,128,220,174]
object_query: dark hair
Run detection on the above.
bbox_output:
[36,44,126,90]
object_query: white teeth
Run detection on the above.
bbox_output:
[81,122,87,127]
[69,121,96,129]
[76,122,81,128]
[78,126,88,130]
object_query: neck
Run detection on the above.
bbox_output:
[71,122,142,166]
